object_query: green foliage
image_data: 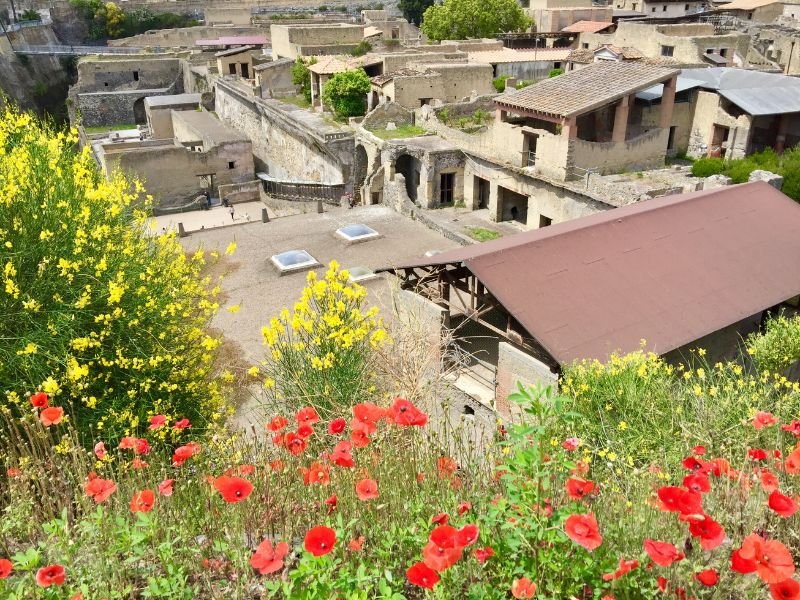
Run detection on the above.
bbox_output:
[421,0,532,41]
[0,107,224,443]
[515,79,532,89]
[690,156,724,177]
[398,0,434,25]
[19,9,41,21]
[350,40,372,57]
[747,312,800,374]
[548,67,564,78]
[69,0,198,40]
[291,57,314,103]
[318,4,329,11]
[321,69,371,118]
[369,124,427,139]
[492,74,511,93]
[466,227,501,241]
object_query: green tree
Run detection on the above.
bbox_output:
[548,67,564,77]
[321,69,371,118]
[291,57,315,103]
[421,0,532,42]
[398,0,433,25]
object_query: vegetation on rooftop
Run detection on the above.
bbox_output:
[350,41,373,58]
[690,147,800,202]
[421,0,533,42]
[368,124,427,140]
[2,110,800,599]
[466,227,501,242]
[292,58,316,105]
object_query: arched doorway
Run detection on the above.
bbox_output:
[133,97,146,125]
[353,145,368,203]
[395,153,421,202]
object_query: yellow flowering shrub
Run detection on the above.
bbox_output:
[746,312,800,375]
[261,261,387,416]
[0,107,224,442]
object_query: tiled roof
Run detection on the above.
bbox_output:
[214,45,255,58]
[599,44,644,59]
[468,48,571,64]
[567,48,595,63]
[495,61,679,118]
[308,54,382,75]
[561,20,615,32]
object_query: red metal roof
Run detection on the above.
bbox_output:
[384,182,800,365]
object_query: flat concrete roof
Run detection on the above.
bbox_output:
[144,93,202,109]
[177,204,461,363]
[172,110,248,144]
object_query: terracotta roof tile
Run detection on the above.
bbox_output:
[561,20,615,32]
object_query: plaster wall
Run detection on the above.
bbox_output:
[570,128,670,174]
[147,107,176,138]
[495,342,558,418]
[382,52,466,72]
[639,96,696,154]
[77,88,174,126]
[532,7,612,31]
[687,90,752,159]
[216,51,261,78]
[108,26,268,48]
[256,59,295,98]
[494,59,566,81]
[641,0,704,17]
[73,58,182,92]
[270,23,364,58]
[384,64,493,109]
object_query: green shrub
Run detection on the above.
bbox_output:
[0,107,225,443]
[515,79,532,89]
[548,68,563,78]
[747,312,800,374]
[690,157,724,177]
[291,57,314,103]
[350,40,372,57]
[321,68,371,118]
[492,74,511,93]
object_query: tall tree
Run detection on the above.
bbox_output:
[398,0,434,26]
[421,0,532,42]
[321,69,371,118]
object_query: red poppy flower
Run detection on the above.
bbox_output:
[172,442,200,466]
[130,489,155,513]
[785,447,800,475]
[119,437,137,450]
[85,476,117,503]
[437,457,458,478]
[387,397,428,426]
[696,569,719,586]
[457,501,471,516]
[683,473,710,493]
[36,564,66,587]
[562,437,580,451]
[682,456,705,471]
[473,546,494,563]
[324,494,337,514]
[731,548,758,574]
[769,490,799,518]
[782,421,800,437]
[30,392,48,408]
[40,406,64,427]
[657,486,703,516]
[348,536,365,552]
[94,441,106,460]
[350,428,370,448]
[688,514,725,550]
[173,418,191,430]
[406,561,439,589]
[693,444,707,455]
[456,524,479,547]
[566,477,596,500]
[131,458,149,470]
[328,418,346,434]
[134,438,150,456]
[602,557,639,581]
[771,578,800,600]
[351,403,385,434]
[432,513,449,525]
[356,478,379,501]
[250,540,289,575]
[565,513,603,551]
[6,467,20,477]
[708,457,733,477]
[158,479,174,497]
[297,423,314,439]
[303,462,330,486]
[761,469,780,493]
[422,540,463,571]
[270,459,284,472]
[738,533,795,584]
[749,448,768,461]
[304,525,336,556]
[148,415,166,430]
[511,577,537,599]
[0,558,12,579]
[296,407,320,426]
[657,576,668,592]
[268,416,288,432]
[644,539,684,567]
[330,440,354,468]
[754,411,778,430]
[214,476,253,503]
[284,432,307,456]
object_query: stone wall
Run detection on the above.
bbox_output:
[687,90,752,159]
[639,95,696,154]
[270,23,363,58]
[214,78,354,185]
[107,26,268,48]
[72,57,183,91]
[218,179,260,203]
[361,102,413,129]
[495,342,558,418]
[569,128,670,175]
[76,88,174,126]
[256,58,295,98]
[530,6,612,31]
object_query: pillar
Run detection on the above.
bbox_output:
[612,95,631,143]
[488,181,501,222]
[659,75,677,129]
[261,207,270,222]
[177,222,186,237]
[495,108,507,123]
[562,116,578,139]
[775,114,789,153]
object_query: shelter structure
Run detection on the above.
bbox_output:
[379,182,800,411]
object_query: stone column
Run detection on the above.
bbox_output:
[612,95,631,143]
[488,181,501,222]
[562,116,578,139]
[659,75,677,129]
[775,114,789,153]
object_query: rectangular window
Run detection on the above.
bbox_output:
[228,161,235,169]
[228,63,237,75]
[652,6,656,11]
[719,48,728,57]
[539,214,552,228]
[133,71,139,81]
[684,3,689,8]
[661,45,675,57]
[440,173,454,205]
[241,63,249,78]
[662,4,667,10]
[582,43,589,49]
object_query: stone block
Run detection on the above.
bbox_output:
[702,174,732,190]
[748,170,784,189]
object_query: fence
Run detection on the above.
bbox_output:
[257,173,346,205]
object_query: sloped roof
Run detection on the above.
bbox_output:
[561,20,615,32]
[495,61,678,118]
[215,45,255,58]
[719,0,797,9]
[381,182,800,365]
[308,54,382,75]
[682,67,800,115]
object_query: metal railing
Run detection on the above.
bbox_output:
[257,173,346,204]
